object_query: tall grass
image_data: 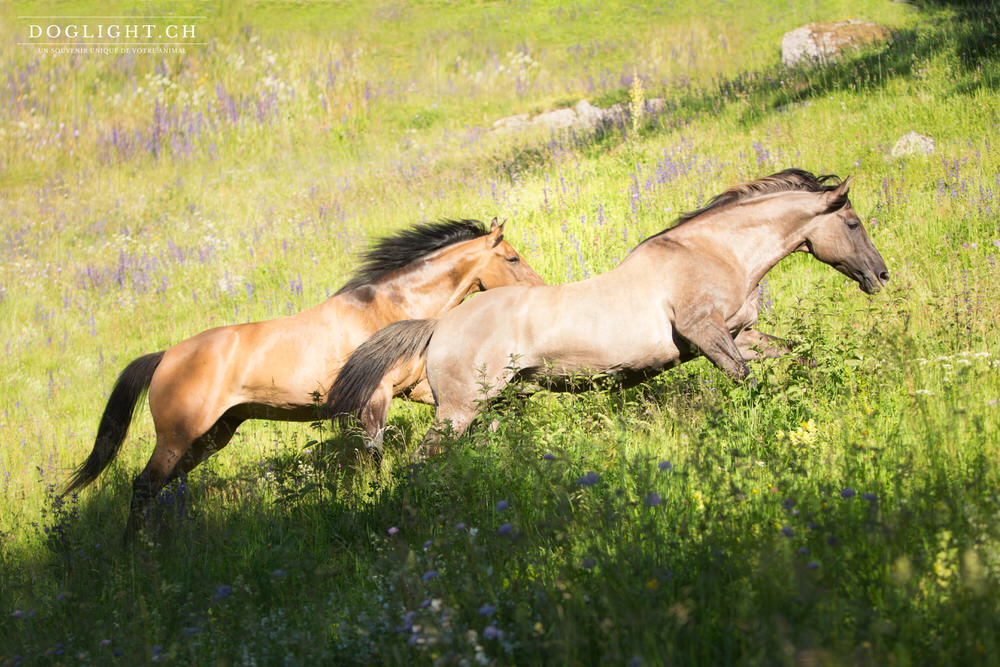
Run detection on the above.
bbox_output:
[2,0,999,663]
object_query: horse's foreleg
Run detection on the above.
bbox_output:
[675,312,753,384]
[734,329,793,360]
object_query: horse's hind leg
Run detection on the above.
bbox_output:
[412,405,477,461]
[358,381,392,462]
[125,413,239,540]
[179,414,243,475]
[126,430,194,539]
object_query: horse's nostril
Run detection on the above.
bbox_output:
[879,271,890,283]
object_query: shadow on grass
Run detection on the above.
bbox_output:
[7,357,999,664]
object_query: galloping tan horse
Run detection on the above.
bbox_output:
[327,170,890,455]
[65,219,543,534]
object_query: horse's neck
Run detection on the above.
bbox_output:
[676,197,816,286]
[375,252,479,320]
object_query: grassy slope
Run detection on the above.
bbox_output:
[2,0,999,664]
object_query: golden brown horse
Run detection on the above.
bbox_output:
[327,170,890,455]
[64,219,543,534]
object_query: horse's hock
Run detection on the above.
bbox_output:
[781,20,893,68]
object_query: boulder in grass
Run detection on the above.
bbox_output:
[891,131,935,158]
[781,20,892,68]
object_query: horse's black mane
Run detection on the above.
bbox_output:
[336,219,489,294]
[634,168,844,249]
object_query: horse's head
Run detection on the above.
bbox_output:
[802,178,890,294]
[472,219,545,290]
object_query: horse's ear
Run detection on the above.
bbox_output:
[487,217,505,246]
[824,176,852,211]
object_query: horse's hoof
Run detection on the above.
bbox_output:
[410,444,442,462]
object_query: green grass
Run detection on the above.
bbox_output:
[2,0,999,663]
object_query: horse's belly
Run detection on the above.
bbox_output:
[534,333,680,379]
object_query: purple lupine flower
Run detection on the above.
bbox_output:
[582,558,596,569]
[840,488,855,499]
[498,523,513,535]
[577,472,600,487]
[421,570,438,582]
[645,492,661,507]
[213,584,232,600]
[781,526,794,537]
[478,604,497,616]
[483,625,499,640]
[495,500,509,512]
[542,453,555,461]
[387,526,399,536]
[658,461,672,471]
[862,493,878,502]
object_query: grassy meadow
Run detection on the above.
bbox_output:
[2,0,1000,663]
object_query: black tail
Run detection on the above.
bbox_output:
[63,351,164,496]
[326,319,438,421]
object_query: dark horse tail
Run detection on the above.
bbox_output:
[326,319,438,421]
[63,351,164,496]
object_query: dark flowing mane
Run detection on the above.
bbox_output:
[635,168,843,249]
[675,168,842,225]
[336,219,489,294]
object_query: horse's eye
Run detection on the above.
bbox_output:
[506,256,520,263]
[846,218,860,229]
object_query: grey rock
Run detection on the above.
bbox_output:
[891,131,935,158]
[781,20,892,68]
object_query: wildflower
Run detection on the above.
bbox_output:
[498,523,513,535]
[862,493,878,502]
[11,610,22,618]
[455,522,467,531]
[629,657,645,667]
[270,569,286,577]
[387,526,399,536]
[782,498,796,510]
[797,547,810,556]
[213,584,233,600]
[422,540,433,549]
[100,639,112,647]
[840,488,856,499]
[478,604,497,616]
[421,570,438,582]
[419,598,432,608]
[483,625,499,640]
[807,561,820,569]
[182,627,199,636]
[582,557,596,569]
[658,461,672,471]
[827,536,840,547]
[495,500,509,512]
[781,526,794,537]
[542,453,555,461]
[577,472,600,487]
[645,492,661,507]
